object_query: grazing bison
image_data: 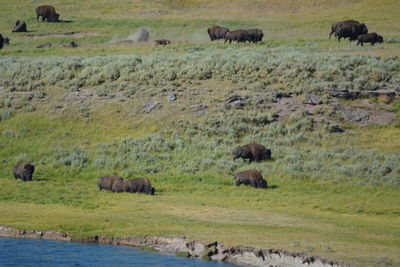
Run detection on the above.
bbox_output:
[233,143,272,163]
[154,39,171,46]
[36,5,59,22]
[247,28,264,43]
[97,175,123,191]
[128,178,155,195]
[330,20,367,42]
[111,179,131,193]
[12,20,27,32]
[207,25,230,41]
[13,162,35,182]
[234,170,267,188]
[357,33,383,46]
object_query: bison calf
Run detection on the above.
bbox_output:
[13,162,35,182]
[234,170,267,188]
[357,32,383,46]
[97,175,123,191]
[233,143,271,163]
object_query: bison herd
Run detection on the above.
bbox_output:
[0,5,385,50]
[12,143,272,194]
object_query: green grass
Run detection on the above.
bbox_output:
[0,1,400,266]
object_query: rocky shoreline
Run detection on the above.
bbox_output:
[0,226,353,267]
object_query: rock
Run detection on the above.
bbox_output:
[167,93,177,101]
[329,125,345,133]
[190,104,208,116]
[342,109,369,123]
[226,95,249,109]
[143,101,160,113]
[304,93,322,105]
[37,43,52,48]
[255,97,264,105]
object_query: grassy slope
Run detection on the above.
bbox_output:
[1,1,400,266]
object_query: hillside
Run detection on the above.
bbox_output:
[0,1,400,266]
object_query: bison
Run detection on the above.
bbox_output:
[234,170,267,188]
[233,143,272,163]
[247,28,264,43]
[13,162,35,182]
[111,179,132,193]
[12,20,27,32]
[207,25,230,41]
[36,5,60,22]
[128,178,155,195]
[225,29,250,43]
[329,20,367,42]
[357,32,383,46]
[97,175,123,191]
[0,34,3,49]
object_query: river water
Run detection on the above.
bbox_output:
[0,238,237,266]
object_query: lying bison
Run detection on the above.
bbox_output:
[357,33,383,46]
[330,20,367,42]
[233,143,271,163]
[36,5,60,22]
[208,25,230,41]
[97,175,123,191]
[12,20,27,32]
[13,162,35,181]
[154,39,171,46]
[234,170,267,188]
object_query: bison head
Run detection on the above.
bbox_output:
[377,35,384,43]
[259,179,267,189]
[233,147,242,160]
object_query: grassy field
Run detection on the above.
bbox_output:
[1,1,400,266]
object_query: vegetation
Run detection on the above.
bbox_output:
[0,0,399,267]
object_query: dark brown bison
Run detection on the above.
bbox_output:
[330,20,368,42]
[208,25,230,41]
[36,5,59,22]
[12,20,27,32]
[154,39,171,46]
[234,170,267,188]
[128,178,155,195]
[111,179,131,193]
[233,143,271,163]
[357,32,383,46]
[329,20,359,39]
[225,29,250,43]
[13,162,35,182]
[247,28,264,43]
[97,175,123,191]
[0,34,3,49]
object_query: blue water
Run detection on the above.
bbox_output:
[0,238,237,267]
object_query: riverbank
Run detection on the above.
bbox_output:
[0,226,353,267]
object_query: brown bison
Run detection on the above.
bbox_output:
[357,33,383,46]
[208,25,230,41]
[330,20,368,42]
[12,20,27,32]
[234,170,267,188]
[128,178,155,195]
[13,162,35,181]
[111,179,131,193]
[36,5,59,22]
[233,143,271,163]
[225,29,250,43]
[247,28,264,43]
[97,175,123,191]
